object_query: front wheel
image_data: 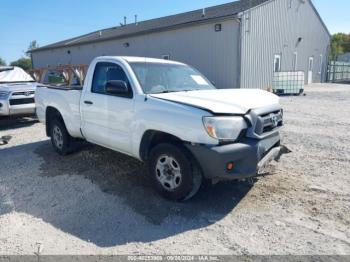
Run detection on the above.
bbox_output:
[148,143,202,201]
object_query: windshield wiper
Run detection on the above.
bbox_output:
[153,90,178,94]
[151,89,203,94]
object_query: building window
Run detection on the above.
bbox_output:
[293,52,298,71]
[319,54,323,74]
[162,54,170,60]
[215,24,222,32]
[274,54,282,72]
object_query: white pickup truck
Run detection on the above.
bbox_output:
[36,56,284,200]
[0,66,37,117]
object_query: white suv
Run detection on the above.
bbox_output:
[0,66,37,117]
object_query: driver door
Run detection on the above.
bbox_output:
[81,62,135,154]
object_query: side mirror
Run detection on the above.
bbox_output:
[105,80,130,96]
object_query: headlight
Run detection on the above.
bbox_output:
[203,116,247,141]
[0,91,10,99]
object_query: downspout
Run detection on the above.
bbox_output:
[237,14,243,89]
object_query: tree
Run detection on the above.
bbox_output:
[26,40,39,56]
[10,40,39,71]
[330,33,350,60]
[10,57,32,71]
[0,57,6,66]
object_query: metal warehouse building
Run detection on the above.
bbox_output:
[31,0,330,90]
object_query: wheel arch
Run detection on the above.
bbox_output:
[45,106,65,137]
[139,130,184,161]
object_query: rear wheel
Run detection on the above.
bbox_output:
[148,143,202,201]
[50,119,72,155]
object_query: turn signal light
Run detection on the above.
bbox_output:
[227,162,234,171]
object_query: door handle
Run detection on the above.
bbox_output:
[84,101,93,105]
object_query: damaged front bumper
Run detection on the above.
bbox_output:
[185,132,282,181]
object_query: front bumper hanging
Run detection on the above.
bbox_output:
[186,132,282,181]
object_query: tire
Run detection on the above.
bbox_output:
[148,143,203,201]
[50,118,72,155]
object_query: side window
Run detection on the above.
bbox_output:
[91,62,132,97]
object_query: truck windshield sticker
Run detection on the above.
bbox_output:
[191,75,209,85]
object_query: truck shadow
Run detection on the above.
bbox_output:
[0,116,38,131]
[1,141,254,247]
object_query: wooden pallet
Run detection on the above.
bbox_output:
[29,64,89,86]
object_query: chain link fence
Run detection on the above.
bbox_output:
[327,61,350,83]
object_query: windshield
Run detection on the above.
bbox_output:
[129,62,216,94]
[0,66,35,84]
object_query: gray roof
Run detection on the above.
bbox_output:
[31,0,269,52]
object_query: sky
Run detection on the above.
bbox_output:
[0,0,349,64]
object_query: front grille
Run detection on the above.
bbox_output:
[12,91,35,96]
[9,98,35,105]
[254,110,283,136]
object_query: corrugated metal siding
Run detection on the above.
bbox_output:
[240,0,330,89]
[32,19,240,89]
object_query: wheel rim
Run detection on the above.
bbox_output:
[155,155,182,191]
[52,125,63,149]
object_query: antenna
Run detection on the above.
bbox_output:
[124,16,127,26]
[135,15,138,25]
[202,8,206,17]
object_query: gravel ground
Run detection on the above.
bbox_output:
[0,83,349,255]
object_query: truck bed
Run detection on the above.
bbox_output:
[35,85,83,138]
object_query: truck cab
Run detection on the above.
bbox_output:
[36,56,284,201]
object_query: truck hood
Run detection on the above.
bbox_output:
[0,82,37,93]
[151,89,280,115]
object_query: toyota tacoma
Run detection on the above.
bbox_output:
[35,56,284,200]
